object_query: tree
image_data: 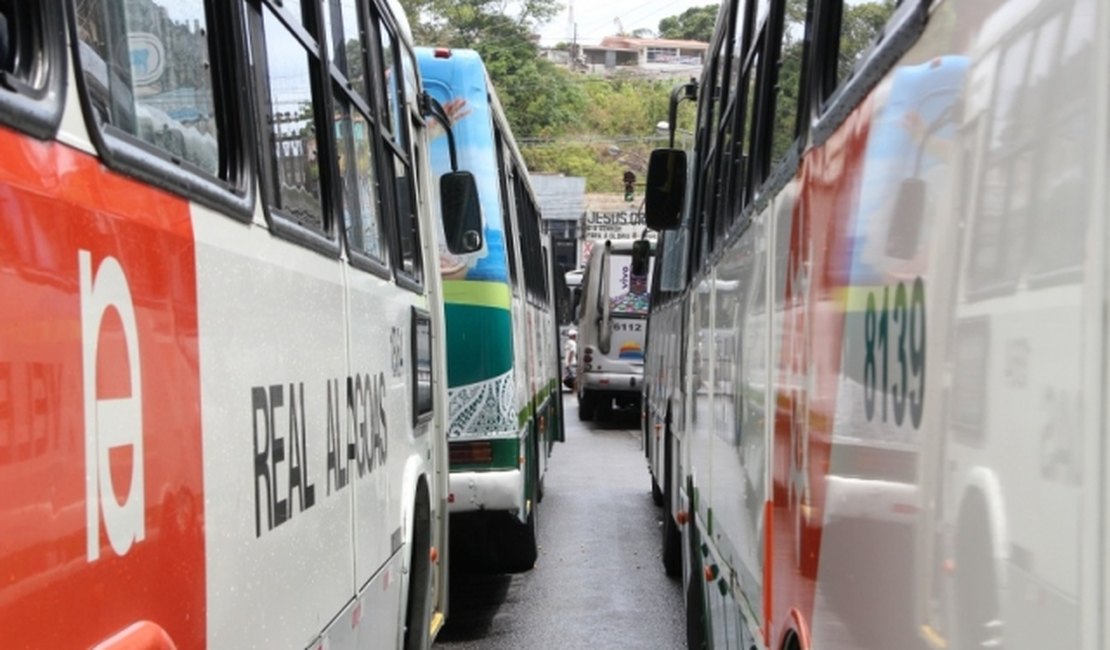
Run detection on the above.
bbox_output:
[657,4,718,42]
[837,1,895,81]
[399,0,584,137]
[400,0,559,49]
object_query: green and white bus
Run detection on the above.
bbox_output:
[417,47,564,572]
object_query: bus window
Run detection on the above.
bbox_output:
[833,0,895,89]
[322,0,367,101]
[75,0,220,176]
[258,6,326,235]
[335,90,387,262]
[377,23,421,284]
[379,22,406,149]
[0,0,66,137]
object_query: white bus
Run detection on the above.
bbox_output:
[575,239,654,421]
[644,0,1106,649]
[0,1,479,647]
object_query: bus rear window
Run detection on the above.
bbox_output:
[608,253,653,315]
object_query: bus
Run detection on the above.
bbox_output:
[0,1,480,647]
[643,0,1105,649]
[416,47,564,573]
[575,239,654,421]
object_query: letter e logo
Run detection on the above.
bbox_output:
[80,251,145,561]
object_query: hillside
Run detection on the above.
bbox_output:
[516,74,695,194]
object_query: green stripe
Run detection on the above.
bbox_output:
[443,280,511,310]
[445,304,513,387]
[516,378,560,426]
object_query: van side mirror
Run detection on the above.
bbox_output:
[631,239,650,276]
[645,148,686,231]
[440,171,483,254]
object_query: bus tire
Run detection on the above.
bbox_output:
[595,395,613,421]
[498,509,538,573]
[578,390,596,421]
[686,557,707,650]
[662,433,681,577]
[403,482,432,650]
[955,495,1003,650]
[651,477,663,507]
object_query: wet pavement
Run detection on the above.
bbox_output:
[434,394,685,649]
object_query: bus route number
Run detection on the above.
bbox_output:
[863,277,926,428]
[611,321,643,333]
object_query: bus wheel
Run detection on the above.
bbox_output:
[651,478,663,507]
[662,433,681,577]
[498,509,538,573]
[956,497,1003,649]
[595,396,613,421]
[578,390,596,421]
[686,558,707,650]
[403,482,432,650]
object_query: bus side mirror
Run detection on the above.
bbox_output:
[440,171,483,254]
[631,239,650,276]
[645,148,686,231]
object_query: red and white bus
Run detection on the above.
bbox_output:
[644,0,1106,649]
[0,0,480,647]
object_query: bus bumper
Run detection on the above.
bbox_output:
[580,371,642,393]
[448,469,525,515]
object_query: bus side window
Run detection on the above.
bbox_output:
[378,22,422,286]
[495,129,521,292]
[0,1,11,72]
[76,0,221,176]
[0,0,65,137]
[254,4,328,238]
[322,0,389,268]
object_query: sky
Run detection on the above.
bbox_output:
[536,0,717,46]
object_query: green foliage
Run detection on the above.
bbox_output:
[522,143,652,193]
[400,0,706,192]
[400,0,559,48]
[400,0,583,137]
[658,4,719,42]
[838,1,897,82]
[518,77,699,190]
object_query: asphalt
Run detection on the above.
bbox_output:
[434,394,686,649]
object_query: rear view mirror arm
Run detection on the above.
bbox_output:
[668,78,698,149]
[421,91,459,172]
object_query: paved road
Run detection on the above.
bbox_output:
[434,394,686,649]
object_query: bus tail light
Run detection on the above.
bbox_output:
[450,441,493,465]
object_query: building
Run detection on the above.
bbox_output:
[531,173,586,271]
[566,36,708,79]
